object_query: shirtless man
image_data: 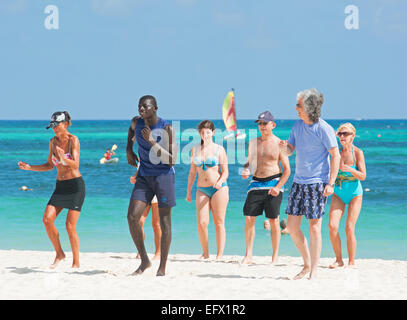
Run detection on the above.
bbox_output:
[241,111,291,264]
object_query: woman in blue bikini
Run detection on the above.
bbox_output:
[186,120,229,260]
[328,123,366,268]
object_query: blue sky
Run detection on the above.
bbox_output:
[0,0,406,120]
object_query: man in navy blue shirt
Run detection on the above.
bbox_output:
[126,95,177,277]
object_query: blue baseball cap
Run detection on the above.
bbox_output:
[255,111,274,123]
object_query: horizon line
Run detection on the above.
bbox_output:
[1,118,407,121]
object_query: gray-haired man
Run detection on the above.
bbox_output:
[280,88,340,280]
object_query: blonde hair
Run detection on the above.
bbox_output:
[337,122,356,135]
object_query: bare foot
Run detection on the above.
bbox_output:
[72,263,80,269]
[152,254,161,261]
[49,254,66,269]
[271,257,279,265]
[136,253,141,259]
[293,266,310,280]
[308,270,318,280]
[241,256,253,265]
[199,254,210,260]
[348,262,357,269]
[130,261,152,275]
[156,269,165,276]
[329,260,344,269]
[215,255,224,262]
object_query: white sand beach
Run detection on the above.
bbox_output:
[0,250,406,300]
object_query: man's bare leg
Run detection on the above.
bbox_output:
[287,215,311,279]
[156,207,172,276]
[269,218,281,264]
[127,200,152,275]
[309,218,322,279]
[242,216,257,264]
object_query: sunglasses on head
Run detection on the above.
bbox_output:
[337,131,353,137]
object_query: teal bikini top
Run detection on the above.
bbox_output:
[337,146,358,179]
[193,145,220,171]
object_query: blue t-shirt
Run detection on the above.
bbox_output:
[134,117,175,177]
[288,119,338,184]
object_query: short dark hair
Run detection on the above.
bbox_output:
[139,95,157,107]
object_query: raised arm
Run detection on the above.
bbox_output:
[18,139,55,172]
[55,136,80,170]
[279,140,295,157]
[150,124,178,166]
[344,147,366,181]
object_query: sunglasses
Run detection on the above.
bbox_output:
[337,132,353,137]
[257,122,268,126]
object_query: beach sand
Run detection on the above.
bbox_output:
[0,250,406,300]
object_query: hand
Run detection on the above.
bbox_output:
[323,184,334,197]
[130,175,137,184]
[127,151,139,167]
[18,161,31,170]
[241,168,250,179]
[55,145,65,158]
[339,164,352,172]
[268,186,280,197]
[141,126,156,146]
[213,180,223,189]
[279,140,289,155]
[186,192,192,203]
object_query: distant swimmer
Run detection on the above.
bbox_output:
[18,111,85,269]
[280,219,289,235]
[329,122,366,269]
[100,144,118,164]
[104,149,115,161]
[19,186,33,191]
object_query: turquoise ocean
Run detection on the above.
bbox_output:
[0,119,406,260]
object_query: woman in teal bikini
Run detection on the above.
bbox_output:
[328,123,366,268]
[186,120,229,260]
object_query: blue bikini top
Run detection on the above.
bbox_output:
[193,145,220,171]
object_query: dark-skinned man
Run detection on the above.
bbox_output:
[126,95,177,276]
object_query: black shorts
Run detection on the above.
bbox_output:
[243,186,283,220]
[48,176,86,212]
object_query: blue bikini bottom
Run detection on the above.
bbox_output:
[197,182,228,198]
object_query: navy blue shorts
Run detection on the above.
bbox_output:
[285,182,327,219]
[131,174,176,208]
